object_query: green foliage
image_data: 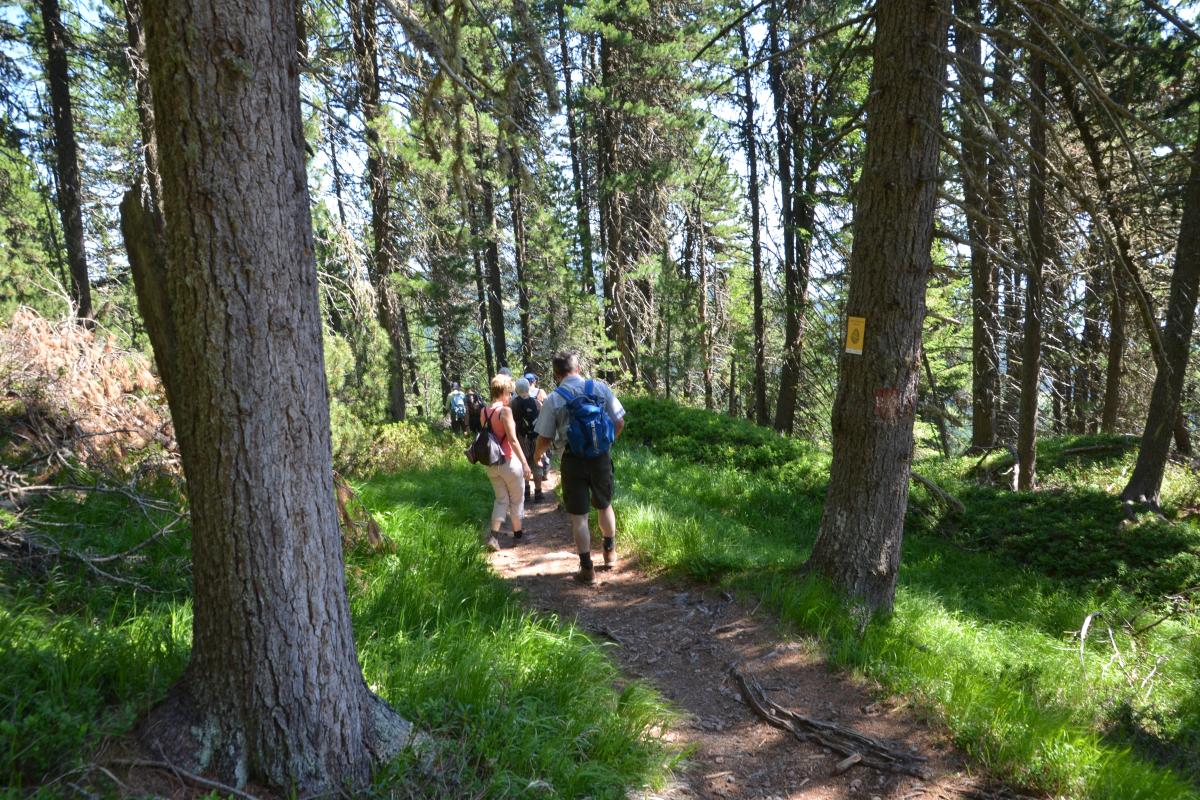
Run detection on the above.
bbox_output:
[0,141,62,322]
[0,485,193,787]
[0,427,675,796]
[615,399,1200,798]
[914,435,1200,599]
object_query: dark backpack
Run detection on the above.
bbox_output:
[466,393,485,433]
[513,395,540,438]
[466,407,506,466]
[554,379,614,459]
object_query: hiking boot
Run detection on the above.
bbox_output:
[486,536,501,552]
[533,490,545,504]
[574,565,595,584]
[602,540,615,569]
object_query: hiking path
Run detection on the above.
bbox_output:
[488,473,1032,800]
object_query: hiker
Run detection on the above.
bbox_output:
[533,351,625,583]
[446,381,468,434]
[513,377,546,504]
[524,371,548,403]
[466,387,487,435]
[481,373,534,551]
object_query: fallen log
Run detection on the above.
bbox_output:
[731,666,930,780]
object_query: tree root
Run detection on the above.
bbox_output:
[731,665,930,779]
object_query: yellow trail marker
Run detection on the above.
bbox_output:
[845,316,865,355]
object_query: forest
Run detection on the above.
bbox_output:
[1,0,1200,797]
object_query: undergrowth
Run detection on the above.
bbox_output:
[618,396,1200,799]
[0,424,676,798]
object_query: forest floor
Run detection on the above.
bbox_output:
[489,473,1026,800]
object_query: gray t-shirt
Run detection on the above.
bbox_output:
[534,374,625,456]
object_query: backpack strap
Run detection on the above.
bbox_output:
[585,379,595,399]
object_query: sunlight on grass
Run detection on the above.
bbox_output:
[0,427,677,797]
[617,397,1200,799]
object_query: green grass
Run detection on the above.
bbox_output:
[0,431,676,798]
[617,397,1200,799]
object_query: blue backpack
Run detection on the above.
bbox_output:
[449,391,466,418]
[555,380,614,458]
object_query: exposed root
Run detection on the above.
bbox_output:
[731,665,930,780]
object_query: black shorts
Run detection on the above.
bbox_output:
[560,452,614,515]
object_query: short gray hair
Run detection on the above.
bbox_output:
[552,351,579,378]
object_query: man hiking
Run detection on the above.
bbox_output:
[533,351,625,584]
[446,381,468,434]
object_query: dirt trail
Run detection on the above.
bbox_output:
[489,474,1029,800]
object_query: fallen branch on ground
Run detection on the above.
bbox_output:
[911,472,965,516]
[1057,443,1132,457]
[731,666,929,780]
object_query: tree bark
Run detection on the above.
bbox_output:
[1016,40,1047,491]
[131,0,411,790]
[771,0,810,434]
[507,154,533,367]
[1122,132,1200,506]
[481,174,509,370]
[739,24,769,427]
[39,0,91,321]
[955,0,998,451]
[1101,273,1126,433]
[804,0,949,614]
[557,0,594,297]
[349,0,409,420]
[470,224,496,379]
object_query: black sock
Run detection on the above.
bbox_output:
[602,537,614,552]
[579,552,593,569]
[513,530,523,539]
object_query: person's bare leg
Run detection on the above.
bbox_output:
[571,513,594,583]
[597,505,616,567]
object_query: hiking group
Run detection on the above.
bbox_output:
[457,352,625,583]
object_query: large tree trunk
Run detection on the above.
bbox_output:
[39,0,91,321]
[481,175,509,369]
[126,0,411,791]
[349,0,410,420]
[1016,41,1048,491]
[739,24,769,427]
[773,0,814,435]
[955,0,998,451]
[1101,274,1126,432]
[804,0,949,614]
[1122,132,1200,506]
[470,232,496,379]
[557,0,595,297]
[697,207,714,410]
[508,156,533,367]
[768,0,796,433]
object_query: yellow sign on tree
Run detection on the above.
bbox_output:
[845,316,865,355]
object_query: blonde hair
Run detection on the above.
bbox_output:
[490,373,515,400]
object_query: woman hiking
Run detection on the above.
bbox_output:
[481,373,534,552]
